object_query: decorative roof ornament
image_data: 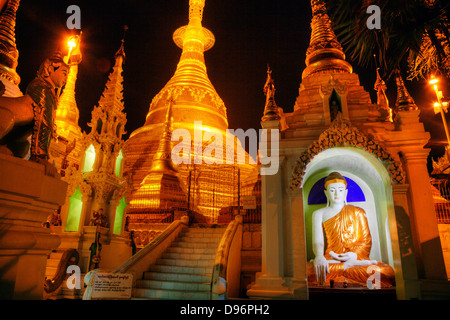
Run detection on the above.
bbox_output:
[88,34,127,143]
[302,0,352,79]
[115,25,127,61]
[261,65,281,122]
[290,112,405,189]
[374,67,392,122]
[394,69,418,113]
[0,0,20,85]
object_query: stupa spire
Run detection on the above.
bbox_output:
[148,98,177,173]
[302,0,352,79]
[394,69,418,114]
[0,0,20,87]
[261,65,280,122]
[89,33,127,140]
[55,34,83,138]
[95,31,126,116]
[140,0,227,132]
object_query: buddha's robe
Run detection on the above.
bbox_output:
[308,205,395,287]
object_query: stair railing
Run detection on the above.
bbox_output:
[210,215,243,299]
[44,248,79,293]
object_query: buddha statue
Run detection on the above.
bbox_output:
[307,172,395,287]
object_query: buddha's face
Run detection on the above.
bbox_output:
[325,182,347,206]
[48,64,69,89]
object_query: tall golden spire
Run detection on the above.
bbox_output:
[148,99,177,174]
[139,0,227,133]
[302,0,352,79]
[55,34,82,139]
[0,0,20,87]
[130,100,187,211]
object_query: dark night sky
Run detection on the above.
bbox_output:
[13,0,450,167]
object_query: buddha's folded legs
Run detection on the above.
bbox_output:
[307,261,395,287]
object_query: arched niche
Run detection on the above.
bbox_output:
[302,147,395,268]
[113,197,127,235]
[115,149,123,178]
[65,186,83,232]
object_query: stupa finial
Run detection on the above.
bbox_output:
[394,69,418,113]
[261,65,281,122]
[302,0,352,79]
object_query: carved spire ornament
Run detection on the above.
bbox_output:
[302,0,352,79]
[374,67,392,122]
[0,0,20,86]
[290,113,405,189]
[261,65,281,122]
[394,69,418,113]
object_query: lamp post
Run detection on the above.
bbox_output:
[429,75,450,147]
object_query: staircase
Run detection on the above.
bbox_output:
[133,226,226,300]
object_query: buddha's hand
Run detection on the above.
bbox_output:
[313,255,329,284]
[329,251,357,262]
[343,259,378,270]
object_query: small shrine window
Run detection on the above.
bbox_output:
[65,187,83,232]
[82,144,96,173]
[113,197,127,235]
[329,90,342,122]
[115,149,123,177]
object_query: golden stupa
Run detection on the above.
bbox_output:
[124,0,256,221]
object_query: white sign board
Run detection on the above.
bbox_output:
[91,273,133,299]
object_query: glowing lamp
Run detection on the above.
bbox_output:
[429,77,438,85]
[434,102,441,114]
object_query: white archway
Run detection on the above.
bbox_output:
[302,146,395,267]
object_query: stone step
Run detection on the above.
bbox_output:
[148,263,213,275]
[176,235,223,243]
[136,279,211,292]
[171,241,219,249]
[184,227,226,233]
[162,251,216,261]
[132,226,227,300]
[133,287,211,300]
[166,246,216,255]
[143,271,211,283]
[156,258,214,268]
[180,231,223,238]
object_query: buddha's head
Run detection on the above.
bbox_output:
[324,172,348,206]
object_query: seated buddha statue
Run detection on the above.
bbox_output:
[307,172,395,287]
